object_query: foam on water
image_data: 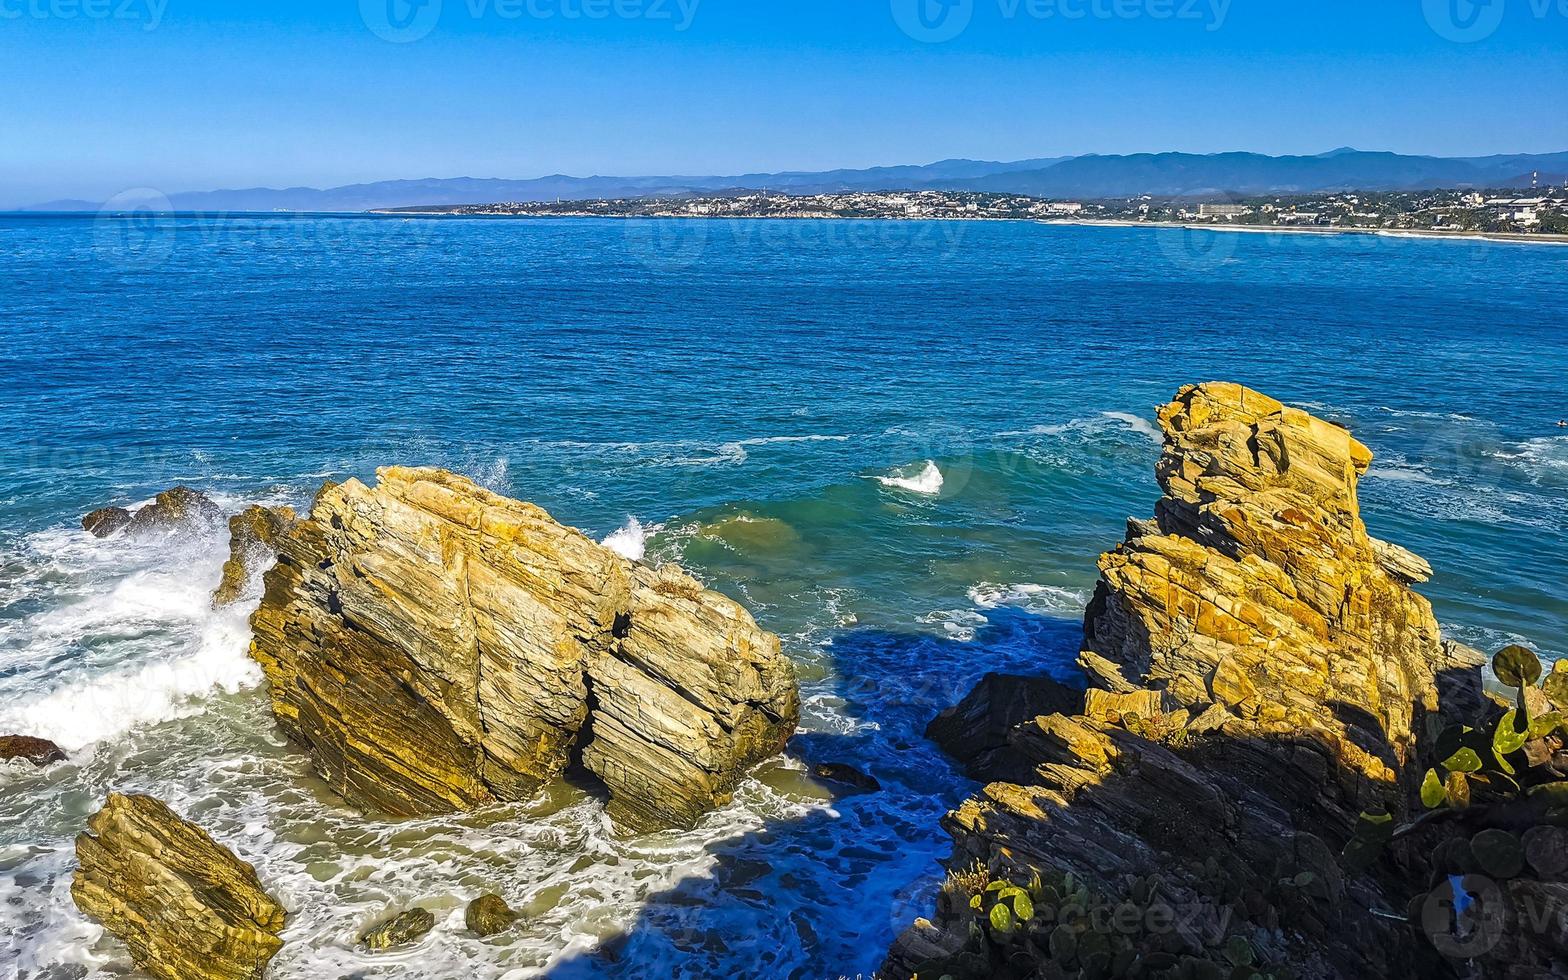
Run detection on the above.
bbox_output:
[1099,411,1163,444]
[0,521,262,752]
[968,582,1091,618]
[874,460,944,496]
[600,517,651,561]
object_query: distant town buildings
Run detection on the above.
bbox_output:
[392,184,1567,236]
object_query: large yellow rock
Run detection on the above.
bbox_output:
[72,794,286,980]
[887,384,1487,980]
[250,467,798,831]
[1082,381,1445,801]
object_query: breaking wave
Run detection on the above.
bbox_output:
[601,516,652,562]
[874,460,944,496]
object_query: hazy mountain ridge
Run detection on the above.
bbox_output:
[20,150,1568,212]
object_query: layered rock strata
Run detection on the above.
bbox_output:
[250,467,799,831]
[887,383,1481,978]
[72,793,287,980]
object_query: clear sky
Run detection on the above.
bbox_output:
[2,0,1565,205]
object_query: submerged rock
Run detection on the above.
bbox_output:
[886,383,1471,979]
[809,762,881,794]
[72,793,286,980]
[0,734,67,766]
[359,908,435,950]
[250,467,799,832]
[465,893,520,937]
[213,505,297,608]
[83,487,223,539]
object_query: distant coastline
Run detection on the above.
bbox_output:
[368,208,1568,245]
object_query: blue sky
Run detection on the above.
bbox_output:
[1,0,1565,204]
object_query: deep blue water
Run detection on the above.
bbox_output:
[1,214,1565,979]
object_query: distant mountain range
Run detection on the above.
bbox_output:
[21,150,1568,212]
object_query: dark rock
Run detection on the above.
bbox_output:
[0,734,67,766]
[82,507,133,538]
[128,487,223,535]
[83,487,223,541]
[925,673,1083,780]
[359,908,436,950]
[465,893,520,937]
[809,763,881,793]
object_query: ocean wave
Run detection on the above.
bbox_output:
[874,460,944,496]
[1493,436,1568,485]
[1365,463,1450,486]
[601,517,653,562]
[968,582,1089,618]
[997,411,1162,446]
[0,512,267,752]
[1099,411,1163,444]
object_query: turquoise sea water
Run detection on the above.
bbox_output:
[1,214,1565,979]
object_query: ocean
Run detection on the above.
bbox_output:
[2,214,1565,979]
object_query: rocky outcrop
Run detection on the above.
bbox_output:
[0,734,67,766]
[925,673,1084,781]
[72,793,287,980]
[888,384,1475,979]
[250,467,799,832]
[83,487,223,539]
[213,505,297,608]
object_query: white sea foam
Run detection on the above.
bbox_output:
[1100,411,1163,444]
[968,582,1089,618]
[1366,463,1449,486]
[997,412,1162,446]
[601,517,652,562]
[874,460,944,496]
[0,514,267,752]
[732,434,850,447]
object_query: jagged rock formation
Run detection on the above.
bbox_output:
[213,505,297,608]
[83,487,224,539]
[72,793,287,980]
[886,383,1486,979]
[250,467,799,831]
[0,734,67,766]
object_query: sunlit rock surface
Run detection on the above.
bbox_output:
[72,793,286,980]
[249,467,799,831]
